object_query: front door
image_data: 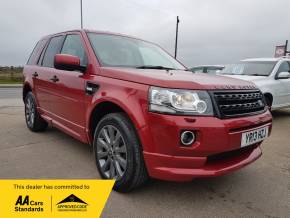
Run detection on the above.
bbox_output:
[274,61,290,106]
[50,33,88,142]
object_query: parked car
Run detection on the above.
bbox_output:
[220,58,290,110]
[190,65,224,74]
[23,30,272,192]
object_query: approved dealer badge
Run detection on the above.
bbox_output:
[0,180,114,218]
[56,194,88,212]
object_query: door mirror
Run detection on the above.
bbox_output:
[277,71,290,79]
[54,54,86,72]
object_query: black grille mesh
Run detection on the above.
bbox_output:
[213,90,266,118]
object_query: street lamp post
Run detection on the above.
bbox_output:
[174,16,180,59]
[80,0,83,29]
[285,40,288,56]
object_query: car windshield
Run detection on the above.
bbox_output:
[220,61,277,76]
[87,33,186,70]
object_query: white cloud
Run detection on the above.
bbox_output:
[0,0,289,66]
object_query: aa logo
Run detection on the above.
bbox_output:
[15,195,44,212]
[15,195,30,206]
[56,194,88,212]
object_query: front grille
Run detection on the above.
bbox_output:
[207,144,257,163]
[213,90,266,118]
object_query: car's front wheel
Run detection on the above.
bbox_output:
[24,92,48,132]
[93,113,148,192]
[264,95,272,111]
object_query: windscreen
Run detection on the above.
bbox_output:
[87,33,185,70]
[220,61,277,76]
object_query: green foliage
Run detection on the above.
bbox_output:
[0,66,23,84]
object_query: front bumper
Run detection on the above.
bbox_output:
[139,110,272,181]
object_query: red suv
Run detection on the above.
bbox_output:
[23,29,272,192]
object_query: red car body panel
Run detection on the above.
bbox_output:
[23,29,273,182]
[143,146,262,181]
[141,111,271,181]
[99,67,257,90]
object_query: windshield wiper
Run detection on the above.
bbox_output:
[136,65,176,70]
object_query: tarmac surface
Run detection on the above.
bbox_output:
[0,88,289,217]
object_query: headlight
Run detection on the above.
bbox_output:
[149,87,214,115]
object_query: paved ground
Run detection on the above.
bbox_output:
[0,87,22,99]
[0,88,289,217]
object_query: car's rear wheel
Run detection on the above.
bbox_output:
[24,92,48,132]
[93,113,148,192]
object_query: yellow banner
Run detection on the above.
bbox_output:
[0,180,114,218]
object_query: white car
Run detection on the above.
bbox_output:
[220,57,290,110]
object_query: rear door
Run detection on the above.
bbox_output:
[36,35,65,114]
[50,33,88,142]
[25,38,48,105]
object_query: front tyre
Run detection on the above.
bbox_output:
[24,92,48,132]
[93,113,148,192]
[264,96,272,111]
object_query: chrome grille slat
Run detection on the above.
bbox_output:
[213,90,266,118]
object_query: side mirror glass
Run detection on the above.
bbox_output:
[54,54,86,72]
[277,71,290,79]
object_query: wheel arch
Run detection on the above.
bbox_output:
[22,82,32,101]
[263,92,273,107]
[87,100,144,146]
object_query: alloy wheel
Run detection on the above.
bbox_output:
[96,125,127,180]
[25,97,35,128]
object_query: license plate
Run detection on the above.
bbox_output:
[241,126,269,147]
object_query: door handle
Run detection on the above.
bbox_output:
[32,72,38,78]
[50,75,59,83]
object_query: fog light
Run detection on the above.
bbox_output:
[180,131,195,146]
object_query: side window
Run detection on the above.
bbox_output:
[42,36,64,68]
[27,39,47,65]
[277,62,290,73]
[61,34,87,66]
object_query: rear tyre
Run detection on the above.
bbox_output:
[24,92,48,132]
[93,113,149,192]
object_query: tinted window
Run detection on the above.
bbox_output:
[27,39,47,65]
[42,36,64,68]
[61,34,87,66]
[277,62,290,73]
